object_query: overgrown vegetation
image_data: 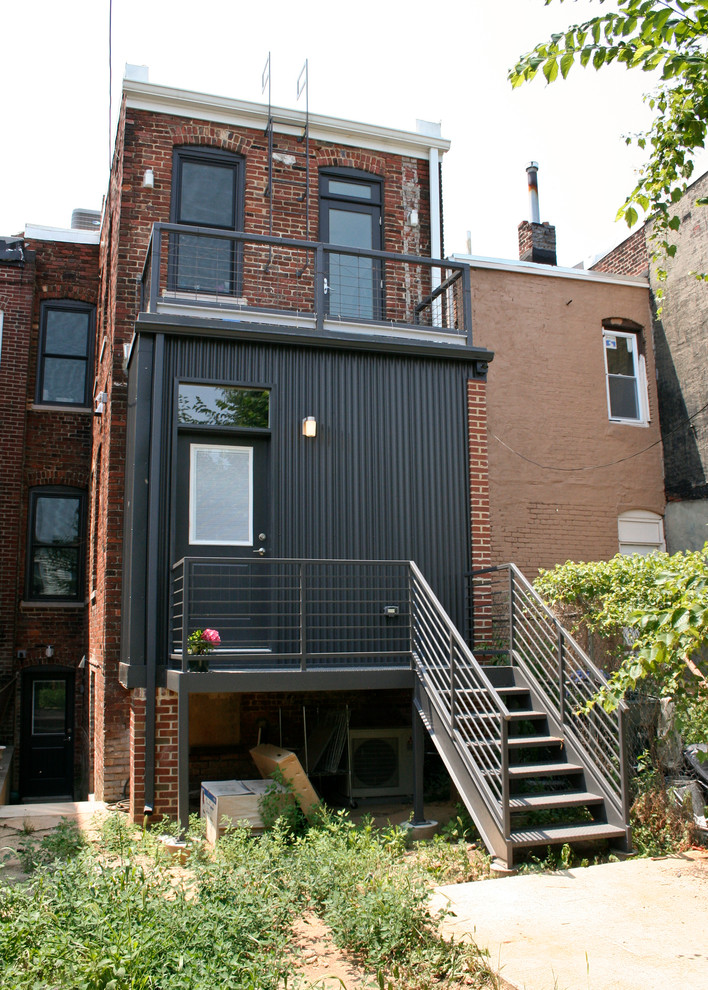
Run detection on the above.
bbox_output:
[534,547,708,742]
[630,756,697,855]
[0,810,499,990]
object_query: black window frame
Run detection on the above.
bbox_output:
[36,300,95,408]
[169,145,245,295]
[319,167,384,321]
[25,487,87,603]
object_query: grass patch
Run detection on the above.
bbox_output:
[0,810,499,989]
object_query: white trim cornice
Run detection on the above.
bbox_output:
[124,80,450,160]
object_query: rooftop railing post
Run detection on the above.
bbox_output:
[461,263,473,345]
[150,224,162,313]
[315,244,325,332]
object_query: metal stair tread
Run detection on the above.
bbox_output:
[508,710,547,721]
[507,735,563,748]
[510,822,626,847]
[508,761,583,778]
[509,791,604,810]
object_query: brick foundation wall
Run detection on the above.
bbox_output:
[129,688,179,821]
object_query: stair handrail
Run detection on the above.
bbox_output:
[409,561,511,830]
[471,562,630,826]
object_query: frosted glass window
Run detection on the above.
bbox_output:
[189,445,252,545]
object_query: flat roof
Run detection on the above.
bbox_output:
[24,224,101,245]
[452,253,649,289]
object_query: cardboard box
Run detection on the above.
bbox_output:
[249,744,320,820]
[200,778,287,844]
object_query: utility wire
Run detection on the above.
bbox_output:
[108,0,113,172]
[493,398,708,473]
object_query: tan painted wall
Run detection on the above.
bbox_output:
[470,266,665,579]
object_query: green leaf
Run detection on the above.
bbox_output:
[543,58,559,83]
[560,53,575,79]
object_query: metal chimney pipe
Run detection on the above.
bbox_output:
[526,161,540,224]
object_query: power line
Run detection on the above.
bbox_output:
[493,399,708,473]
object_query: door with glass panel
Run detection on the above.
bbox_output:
[20,671,74,799]
[319,170,382,320]
[170,147,242,295]
[176,411,270,653]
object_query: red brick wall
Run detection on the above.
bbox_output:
[0,254,34,691]
[1,235,98,794]
[591,228,648,276]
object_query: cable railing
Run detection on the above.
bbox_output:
[171,557,413,671]
[140,223,472,342]
[469,563,630,824]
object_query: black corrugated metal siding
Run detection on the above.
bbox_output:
[123,331,476,663]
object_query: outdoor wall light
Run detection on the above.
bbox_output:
[142,168,155,189]
[45,645,54,658]
[302,416,317,438]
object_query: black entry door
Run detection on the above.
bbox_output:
[176,434,271,652]
[20,671,74,800]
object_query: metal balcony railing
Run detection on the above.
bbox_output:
[171,558,414,670]
[140,224,472,342]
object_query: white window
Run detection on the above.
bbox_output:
[618,510,665,556]
[603,329,648,425]
[189,444,253,545]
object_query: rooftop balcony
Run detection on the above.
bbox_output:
[139,224,472,347]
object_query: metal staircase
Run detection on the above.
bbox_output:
[410,562,631,867]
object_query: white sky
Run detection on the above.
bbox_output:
[2,0,702,266]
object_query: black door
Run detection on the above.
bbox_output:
[20,670,74,800]
[176,434,271,652]
[320,170,383,320]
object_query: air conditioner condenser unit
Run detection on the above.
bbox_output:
[349,727,414,798]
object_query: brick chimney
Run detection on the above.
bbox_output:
[518,220,557,266]
[518,162,557,265]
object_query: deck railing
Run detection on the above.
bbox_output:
[171,557,413,670]
[140,223,472,342]
[469,563,630,825]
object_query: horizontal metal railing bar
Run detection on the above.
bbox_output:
[174,556,412,569]
[149,223,469,274]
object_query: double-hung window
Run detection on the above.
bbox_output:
[26,489,86,601]
[36,301,95,406]
[603,328,648,425]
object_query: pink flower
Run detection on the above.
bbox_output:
[201,628,221,645]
